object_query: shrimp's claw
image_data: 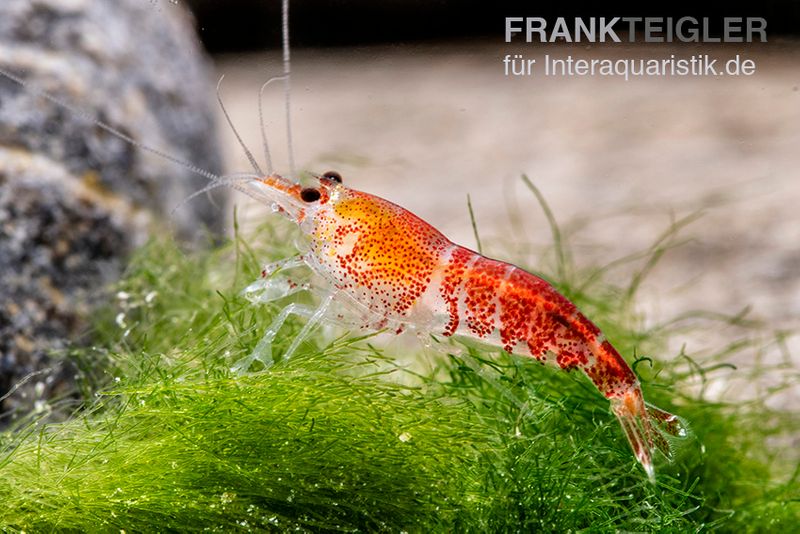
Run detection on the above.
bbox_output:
[610,390,688,483]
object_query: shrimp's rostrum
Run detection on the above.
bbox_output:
[245,171,687,483]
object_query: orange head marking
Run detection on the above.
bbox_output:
[254,169,449,314]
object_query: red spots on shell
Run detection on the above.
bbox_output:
[496,267,580,363]
[585,341,637,399]
[556,350,584,371]
[498,268,547,353]
[572,313,602,339]
[527,341,547,363]
[314,190,449,317]
[461,258,507,338]
[433,250,640,399]
[439,247,475,336]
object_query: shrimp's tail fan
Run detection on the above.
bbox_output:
[610,390,690,483]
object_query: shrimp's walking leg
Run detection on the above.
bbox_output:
[243,275,309,303]
[242,255,308,303]
[261,255,306,277]
[283,292,334,359]
[232,293,335,374]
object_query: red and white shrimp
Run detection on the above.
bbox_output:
[236,170,687,483]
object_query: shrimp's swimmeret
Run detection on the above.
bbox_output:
[240,171,687,483]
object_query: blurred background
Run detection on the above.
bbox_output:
[186,0,800,369]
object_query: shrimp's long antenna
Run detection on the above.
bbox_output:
[281,0,296,177]
[0,65,282,211]
[170,172,262,216]
[258,75,288,174]
[0,65,221,184]
[216,75,263,175]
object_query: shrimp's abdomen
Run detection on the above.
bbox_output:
[437,248,637,399]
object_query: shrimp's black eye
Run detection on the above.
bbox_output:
[322,170,342,183]
[300,187,321,202]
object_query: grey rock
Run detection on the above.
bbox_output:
[0,0,224,424]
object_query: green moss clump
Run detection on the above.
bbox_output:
[0,200,797,532]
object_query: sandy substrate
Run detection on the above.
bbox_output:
[211,41,800,387]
